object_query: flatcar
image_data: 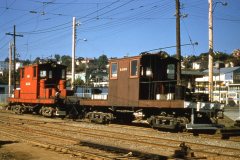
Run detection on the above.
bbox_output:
[76,52,224,131]
[8,60,76,117]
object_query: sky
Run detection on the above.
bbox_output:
[0,0,240,61]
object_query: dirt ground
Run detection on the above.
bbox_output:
[0,135,78,160]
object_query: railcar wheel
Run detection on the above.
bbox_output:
[12,105,24,114]
[41,107,53,117]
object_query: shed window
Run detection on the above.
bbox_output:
[130,60,138,77]
[40,70,46,78]
[167,64,175,79]
[110,62,118,79]
[49,70,52,78]
[61,69,65,79]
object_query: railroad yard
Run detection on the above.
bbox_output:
[0,109,239,160]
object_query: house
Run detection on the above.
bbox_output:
[192,60,208,70]
[181,69,206,91]
[75,72,86,83]
[0,61,23,76]
[89,71,109,87]
[195,66,240,105]
[0,61,9,76]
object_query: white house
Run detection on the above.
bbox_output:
[195,66,240,105]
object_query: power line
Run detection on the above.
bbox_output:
[19,0,121,34]
[0,0,16,16]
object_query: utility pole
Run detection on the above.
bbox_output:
[6,25,23,89]
[176,0,181,85]
[71,17,76,90]
[8,42,12,96]
[208,0,213,102]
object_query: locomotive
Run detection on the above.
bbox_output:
[8,60,76,117]
[8,53,224,131]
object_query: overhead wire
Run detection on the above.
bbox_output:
[17,0,173,52]
[180,2,197,56]
[20,0,121,34]
[19,0,171,49]
[80,1,174,33]
[0,0,58,59]
[0,0,16,16]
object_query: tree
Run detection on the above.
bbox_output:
[4,57,9,62]
[33,57,41,63]
[23,59,31,66]
[76,63,86,72]
[199,52,208,61]
[213,51,230,61]
[97,54,108,70]
[232,49,240,59]
[61,55,72,71]
[74,78,84,86]
[171,54,183,60]
[54,54,61,61]
[85,58,97,83]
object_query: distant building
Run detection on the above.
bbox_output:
[181,69,206,91]
[192,60,208,70]
[0,61,9,71]
[0,61,23,76]
[75,72,86,83]
[195,66,240,105]
[76,58,94,65]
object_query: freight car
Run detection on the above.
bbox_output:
[76,52,224,131]
[8,60,76,117]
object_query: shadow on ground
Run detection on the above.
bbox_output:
[0,140,18,148]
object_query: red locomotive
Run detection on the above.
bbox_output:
[8,60,74,117]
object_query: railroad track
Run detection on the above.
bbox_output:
[0,112,240,159]
[1,109,240,142]
[0,114,165,159]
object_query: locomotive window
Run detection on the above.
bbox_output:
[49,70,52,78]
[33,67,37,77]
[130,60,138,77]
[61,69,65,79]
[167,64,175,79]
[40,70,46,78]
[110,62,118,79]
